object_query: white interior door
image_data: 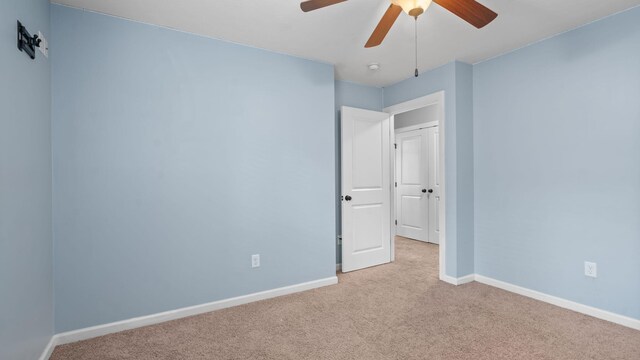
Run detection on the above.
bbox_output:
[395,129,428,241]
[341,106,391,272]
[395,126,440,244]
[426,126,440,244]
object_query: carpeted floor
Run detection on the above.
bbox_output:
[51,237,640,360]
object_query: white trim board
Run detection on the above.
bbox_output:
[441,273,475,286]
[395,120,439,134]
[39,273,637,359]
[38,336,57,360]
[473,274,640,331]
[41,276,337,359]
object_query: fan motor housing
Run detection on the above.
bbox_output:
[408,8,424,17]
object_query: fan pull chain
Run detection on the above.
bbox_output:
[414,16,419,77]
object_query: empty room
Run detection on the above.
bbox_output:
[2,0,640,359]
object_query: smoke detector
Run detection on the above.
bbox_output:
[368,63,380,71]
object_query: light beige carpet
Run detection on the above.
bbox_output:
[51,237,640,359]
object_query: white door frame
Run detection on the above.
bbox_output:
[384,91,446,282]
[395,120,439,135]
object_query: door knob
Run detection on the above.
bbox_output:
[345,195,352,201]
[422,189,427,193]
[428,189,433,193]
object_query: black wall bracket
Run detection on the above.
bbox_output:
[17,21,41,60]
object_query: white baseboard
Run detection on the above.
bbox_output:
[440,274,457,285]
[38,336,57,360]
[455,274,476,285]
[43,276,337,358]
[440,273,475,286]
[40,272,638,359]
[474,274,640,331]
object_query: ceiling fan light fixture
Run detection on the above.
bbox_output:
[391,0,432,17]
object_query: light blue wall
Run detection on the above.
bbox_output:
[454,62,474,276]
[334,81,383,264]
[474,7,640,318]
[13,1,635,341]
[383,62,475,277]
[336,80,384,111]
[0,0,53,359]
[52,5,336,332]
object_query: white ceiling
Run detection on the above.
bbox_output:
[52,0,640,87]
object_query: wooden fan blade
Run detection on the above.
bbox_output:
[365,4,403,48]
[300,0,347,12]
[433,0,497,28]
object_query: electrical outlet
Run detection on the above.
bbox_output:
[584,261,597,278]
[251,254,260,268]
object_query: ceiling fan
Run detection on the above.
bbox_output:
[301,0,497,48]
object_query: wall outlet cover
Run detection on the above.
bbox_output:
[584,261,597,278]
[252,254,260,268]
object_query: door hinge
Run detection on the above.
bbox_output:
[394,143,397,149]
[395,220,397,225]
[394,182,397,187]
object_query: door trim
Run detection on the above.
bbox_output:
[384,91,446,283]
[395,120,439,134]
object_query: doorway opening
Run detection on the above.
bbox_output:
[385,91,446,281]
[339,91,445,280]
